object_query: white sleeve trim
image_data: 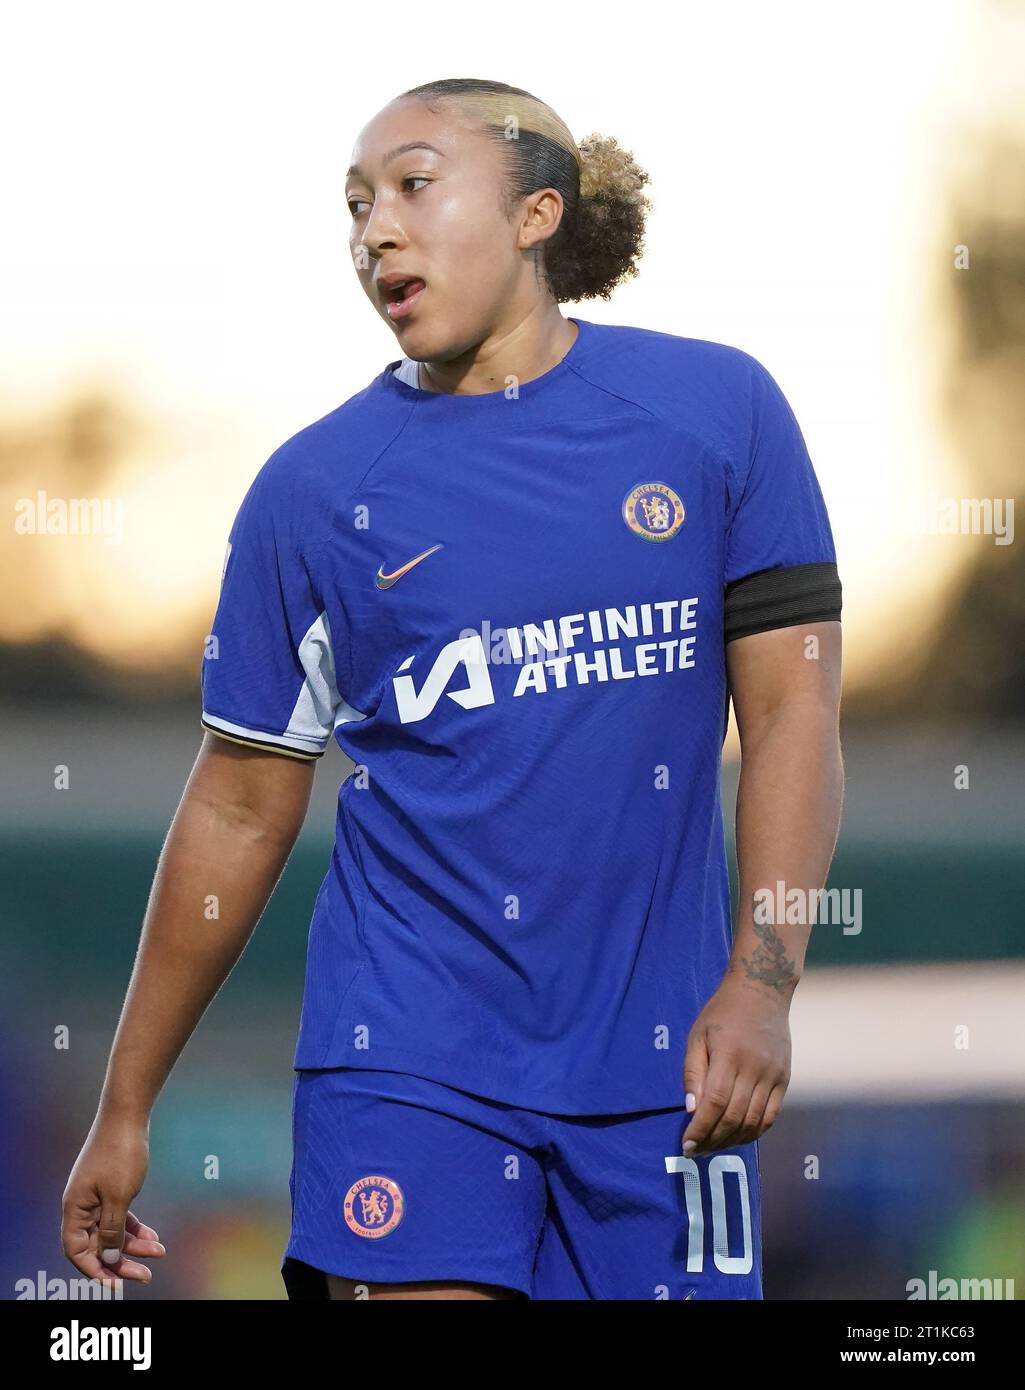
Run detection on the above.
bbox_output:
[201,711,328,756]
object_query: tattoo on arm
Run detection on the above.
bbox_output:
[740,918,797,995]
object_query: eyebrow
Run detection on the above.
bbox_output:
[346,142,446,181]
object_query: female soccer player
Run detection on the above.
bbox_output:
[62,78,843,1301]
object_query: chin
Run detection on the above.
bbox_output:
[394,328,450,364]
[388,307,480,366]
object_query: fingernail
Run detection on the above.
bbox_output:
[685,1092,696,1113]
[101,1248,121,1264]
[683,1141,697,1156]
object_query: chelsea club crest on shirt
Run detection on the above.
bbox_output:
[622,481,685,541]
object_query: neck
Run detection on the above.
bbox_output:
[415,304,578,396]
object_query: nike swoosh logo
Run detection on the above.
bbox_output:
[375,543,443,589]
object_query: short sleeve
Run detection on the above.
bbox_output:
[200,459,360,759]
[723,356,842,642]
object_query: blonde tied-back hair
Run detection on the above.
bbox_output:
[399,78,651,302]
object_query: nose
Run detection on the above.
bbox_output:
[360,197,406,262]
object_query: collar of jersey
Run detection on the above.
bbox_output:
[381,316,589,414]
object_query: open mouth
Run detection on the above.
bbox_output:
[383,278,427,320]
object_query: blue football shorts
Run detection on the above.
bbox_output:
[281,1065,762,1301]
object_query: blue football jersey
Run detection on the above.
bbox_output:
[200,317,840,1113]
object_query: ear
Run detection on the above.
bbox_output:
[518,187,565,252]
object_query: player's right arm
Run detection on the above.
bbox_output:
[61,731,316,1288]
[63,440,350,1287]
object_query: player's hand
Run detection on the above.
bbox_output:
[680,975,792,1157]
[61,1117,165,1287]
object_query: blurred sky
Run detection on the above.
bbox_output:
[2,0,1022,684]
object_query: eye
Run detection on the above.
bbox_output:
[347,177,430,219]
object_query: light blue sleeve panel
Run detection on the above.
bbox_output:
[200,453,362,760]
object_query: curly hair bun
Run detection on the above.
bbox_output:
[559,133,652,302]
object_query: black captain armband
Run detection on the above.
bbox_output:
[723,561,842,643]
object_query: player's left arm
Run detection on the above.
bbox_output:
[681,619,843,1156]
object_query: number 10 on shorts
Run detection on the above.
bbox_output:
[664,1153,754,1274]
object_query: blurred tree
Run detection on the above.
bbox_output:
[854,127,1025,721]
